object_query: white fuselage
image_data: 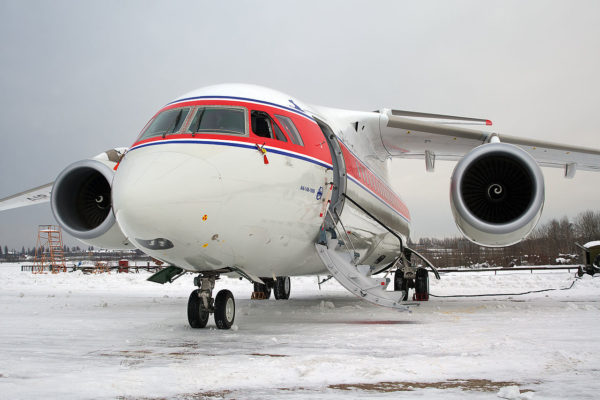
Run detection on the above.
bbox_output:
[111,84,411,278]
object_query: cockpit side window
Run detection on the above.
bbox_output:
[251,111,272,139]
[274,114,304,146]
[273,121,287,142]
[139,107,190,140]
[187,107,246,135]
[251,111,288,142]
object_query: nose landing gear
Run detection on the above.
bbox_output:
[187,274,236,330]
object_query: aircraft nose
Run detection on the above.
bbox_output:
[112,147,224,249]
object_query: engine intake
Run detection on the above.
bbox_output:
[51,159,116,240]
[450,143,545,246]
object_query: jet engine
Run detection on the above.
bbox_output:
[51,149,133,249]
[450,142,545,247]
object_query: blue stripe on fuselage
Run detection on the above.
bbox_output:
[129,139,332,169]
[167,95,316,123]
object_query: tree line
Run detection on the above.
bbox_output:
[0,245,91,260]
[409,210,600,268]
[0,245,147,263]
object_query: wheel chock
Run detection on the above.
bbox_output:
[251,291,267,300]
[413,293,429,301]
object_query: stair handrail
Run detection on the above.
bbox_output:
[342,194,403,252]
[326,208,360,265]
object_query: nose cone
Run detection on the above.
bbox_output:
[112,147,223,252]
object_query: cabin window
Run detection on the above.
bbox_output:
[275,115,304,146]
[251,111,288,142]
[186,107,246,135]
[139,107,191,140]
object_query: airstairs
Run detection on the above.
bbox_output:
[315,229,408,309]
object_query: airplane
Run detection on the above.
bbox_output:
[1,83,600,329]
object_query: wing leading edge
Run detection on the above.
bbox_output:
[379,108,600,175]
[0,183,53,211]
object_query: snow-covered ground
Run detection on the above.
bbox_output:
[1,263,599,399]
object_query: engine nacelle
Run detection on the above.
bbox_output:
[450,143,545,247]
[51,149,133,249]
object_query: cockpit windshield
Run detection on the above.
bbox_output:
[138,106,247,141]
[139,107,190,140]
[187,107,246,135]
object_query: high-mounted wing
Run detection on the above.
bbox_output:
[0,182,53,211]
[374,108,600,246]
[379,108,600,175]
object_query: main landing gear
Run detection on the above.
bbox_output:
[252,276,291,300]
[393,248,431,301]
[187,274,235,330]
[394,268,429,301]
[274,276,291,300]
[252,279,272,299]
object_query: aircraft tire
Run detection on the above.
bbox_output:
[253,282,272,299]
[214,289,235,330]
[274,276,291,300]
[393,270,409,301]
[187,289,209,329]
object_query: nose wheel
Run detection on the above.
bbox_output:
[214,289,235,329]
[187,289,210,328]
[187,274,236,330]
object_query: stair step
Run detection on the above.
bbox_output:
[316,232,406,310]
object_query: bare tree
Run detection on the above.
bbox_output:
[411,210,599,267]
[574,210,600,244]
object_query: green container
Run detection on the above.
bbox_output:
[582,241,600,267]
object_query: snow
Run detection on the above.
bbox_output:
[497,385,532,400]
[1,264,599,399]
[583,240,600,249]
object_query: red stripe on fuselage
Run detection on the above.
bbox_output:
[339,141,411,222]
[131,99,332,166]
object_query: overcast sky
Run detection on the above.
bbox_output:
[1,0,599,249]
